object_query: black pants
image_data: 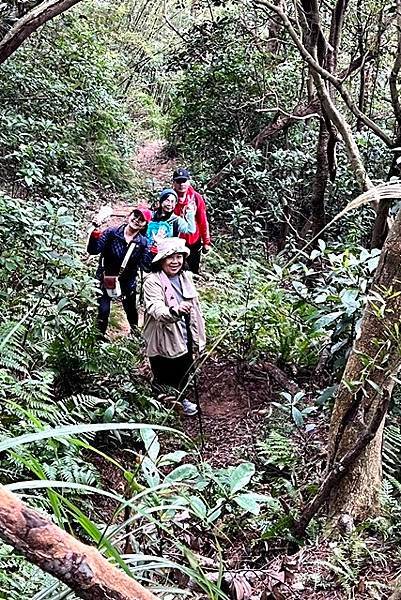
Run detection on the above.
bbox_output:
[187,240,202,274]
[149,352,193,393]
[97,288,137,334]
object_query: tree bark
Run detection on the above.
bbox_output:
[0,0,83,65]
[0,486,158,600]
[327,207,401,520]
[371,0,401,248]
[310,119,329,238]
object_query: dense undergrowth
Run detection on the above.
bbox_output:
[2,1,401,599]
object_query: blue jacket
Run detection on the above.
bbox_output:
[87,224,151,294]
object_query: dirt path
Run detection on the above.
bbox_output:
[134,139,176,187]
[130,141,272,464]
[182,359,271,467]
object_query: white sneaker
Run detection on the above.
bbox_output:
[181,399,198,416]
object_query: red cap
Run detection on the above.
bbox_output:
[135,205,153,223]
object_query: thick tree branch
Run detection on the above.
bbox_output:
[205,53,369,191]
[253,0,392,148]
[206,97,321,190]
[0,486,158,600]
[328,0,349,73]
[310,63,373,190]
[294,392,389,536]
[0,0,83,65]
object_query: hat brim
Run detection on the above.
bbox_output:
[134,208,152,223]
[152,247,190,263]
[173,177,189,183]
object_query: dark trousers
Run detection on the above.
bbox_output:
[149,352,193,393]
[187,240,202,274]
[97,288,137,334]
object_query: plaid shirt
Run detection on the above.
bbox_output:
[88,224,151,293]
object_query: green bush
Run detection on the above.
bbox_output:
[0,10,134,201]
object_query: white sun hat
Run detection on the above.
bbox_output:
[152,237,190,263]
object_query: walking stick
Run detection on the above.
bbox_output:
[192,363,205,456]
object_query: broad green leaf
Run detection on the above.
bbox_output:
[140,428,160,462]
[165,464,199,482]
[316,385,337,405]
[229,462,255,494]
[189,495,207,519]
[207,498,225,523]
[234,493,261,515]
[141,456,160,487]
[314,311,342,331]
[103,404,115,423]
[158,450,188,466]
[292,406,304,427]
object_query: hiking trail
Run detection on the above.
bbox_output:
[100,138,272,465]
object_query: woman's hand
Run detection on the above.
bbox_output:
[177,301,192,315]
[153,228,167,244]
[92,204,113,226]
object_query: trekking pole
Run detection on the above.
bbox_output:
[192,365,205,456]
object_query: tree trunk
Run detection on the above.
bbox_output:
[0,0,83,65]
[0,486,158,600]
[371,0,401,248]
[327,207,401,520]
[310,119,329,239]
[370,149,401,249]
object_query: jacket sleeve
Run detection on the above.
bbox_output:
[87,227,112,255]
[176,209,196,234]
[144,276,181,323]
[195,193,211,245]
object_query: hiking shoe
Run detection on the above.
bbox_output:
[181,399,198,416]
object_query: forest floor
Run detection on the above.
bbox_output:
[90,140,396,600]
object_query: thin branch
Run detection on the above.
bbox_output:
[253,0,393,147]
[294,392,390,536]
[206,97,321,190]
[255,106,320,119]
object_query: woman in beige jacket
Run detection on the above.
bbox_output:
[142,237,206,415]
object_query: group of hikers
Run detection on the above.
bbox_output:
[87,168,211,416]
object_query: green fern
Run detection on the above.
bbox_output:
[257,430,296,470]
[0,322,29,374]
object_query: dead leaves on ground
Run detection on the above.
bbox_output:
[189,553,303,600]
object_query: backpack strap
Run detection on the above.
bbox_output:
[118,242,137,276]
